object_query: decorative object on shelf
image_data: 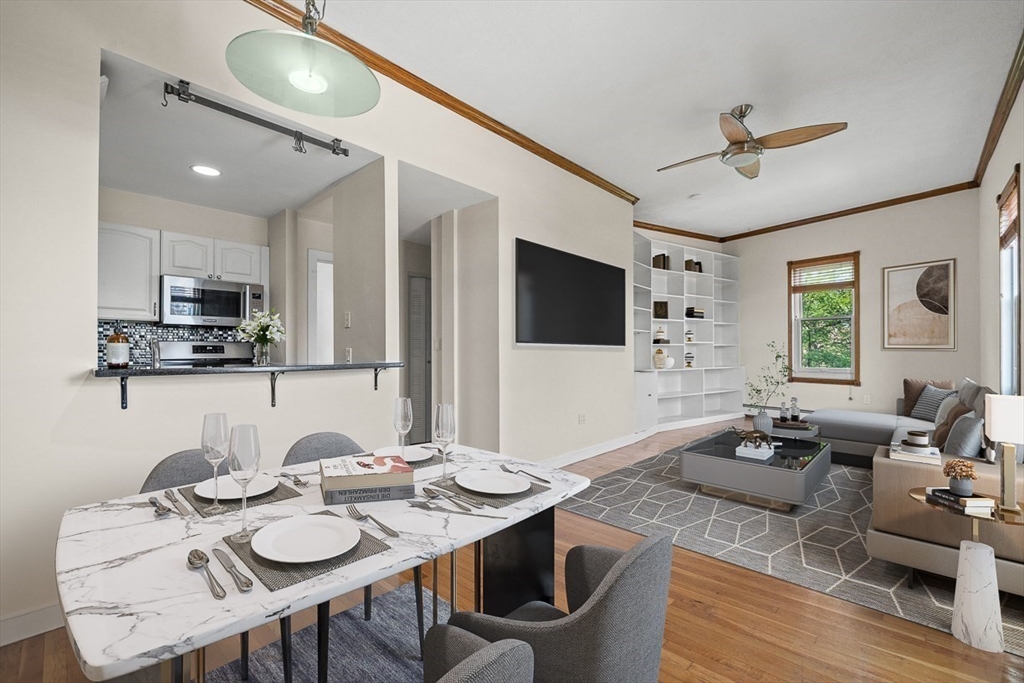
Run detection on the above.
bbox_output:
[653,348,666,370]
[684,259,704,273]
[653,301,669,319]
[662,356,676,369]
[225,0,380,118]
[984,394,1024,513]
[790,397,800,422]
[683,352,695,368]
[237,309,286,367]
[652,254,669,270]
[780,404,791,423]
[943,458,978,497]
[883,258,956,350]
[685,330,695,342]
[746,341,790,435]
[105,321,130,369]
[685,307,705,319]
[730,427,772,449]
[653,326,668,343]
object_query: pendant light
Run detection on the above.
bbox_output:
[226,0,380,118]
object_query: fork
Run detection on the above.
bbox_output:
[500,463,550,484]
[346,505,399,537]
[277,472,308,488]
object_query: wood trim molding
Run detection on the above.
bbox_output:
[243,0,639,205]
[632,220,721,243]
[974,30,1024,186]
[721,182,977,243]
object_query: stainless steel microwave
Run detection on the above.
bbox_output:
[160,275,265,327]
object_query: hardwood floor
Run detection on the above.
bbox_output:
[3,418,1021,682]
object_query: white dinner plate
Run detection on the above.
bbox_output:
[455,470,530,495]
[250,515,361,563]
[193,473,278,501]
[373,445,434,463]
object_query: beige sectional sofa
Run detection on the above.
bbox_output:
[866,447,1024,595]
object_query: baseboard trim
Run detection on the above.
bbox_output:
[0,602,63,647]
[542,429,656,469]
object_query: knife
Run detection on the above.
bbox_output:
[164,489,190,516]
[212,548,254,593]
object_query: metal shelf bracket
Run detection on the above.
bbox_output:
[374,367,385,390]
[270,372,282,407]
[120,377,129,410]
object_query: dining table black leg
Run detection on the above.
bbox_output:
[482,506,555,616]
[414,565,425,658]
[317,601,329,683]
[280,615,293,683]
[364,584,372,620]
[432,558,439,625]
[240,632,249,680]
[170,654,184,683]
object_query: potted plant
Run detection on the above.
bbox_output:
[237,309,286,366]
[943,458,979,497]
[745,341,791,434]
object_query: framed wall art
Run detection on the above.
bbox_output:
[882,258,956,350]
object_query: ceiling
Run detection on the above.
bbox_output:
[99,52,381,219]
[286,0,1023,237]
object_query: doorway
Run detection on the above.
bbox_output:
[409,274,432,443]
[307,249,334,364]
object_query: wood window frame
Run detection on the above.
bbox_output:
[787,251,861,386]
[997,163,1021,395]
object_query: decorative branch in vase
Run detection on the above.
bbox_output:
[237,309,285,366]
[745,341,791,434]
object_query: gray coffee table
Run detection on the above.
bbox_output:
[678,430,831,511]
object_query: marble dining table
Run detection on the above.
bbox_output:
[55,446,589,681]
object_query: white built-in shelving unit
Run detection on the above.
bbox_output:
[633,232,745,432]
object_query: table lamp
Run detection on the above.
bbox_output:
[984,394,1024,513]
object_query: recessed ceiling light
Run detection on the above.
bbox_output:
[190,165,221,177]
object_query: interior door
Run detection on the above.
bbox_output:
[409,275,432,443]
[307,249,334,364]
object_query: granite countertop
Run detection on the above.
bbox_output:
[94,361,403,378]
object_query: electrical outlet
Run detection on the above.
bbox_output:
[863,395,871,405]
[434,339,441,351]
[345,347,353,363]
[578,412,587,425]
[344,311,352,328]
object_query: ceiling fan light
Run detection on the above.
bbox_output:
[720,141,764,167]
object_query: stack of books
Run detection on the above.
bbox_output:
[924,487,996,517]
[888,447,941,465]
[685,307,705,319]
[319,454,414,505]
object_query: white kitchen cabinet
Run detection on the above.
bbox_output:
[161,233,267,285]
[161,231,214,279]
[98,222,160,321]
[634,371,658,433]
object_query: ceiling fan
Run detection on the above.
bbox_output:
[657,105,847,180]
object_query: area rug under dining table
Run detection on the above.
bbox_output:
[558,449,1024,656]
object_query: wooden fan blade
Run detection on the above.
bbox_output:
[656,152,720,173]
[756,122,847,149]
[719,113,751,144]
[735,158,760,180]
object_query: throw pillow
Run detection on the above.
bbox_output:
[910,385,958,422]
[903,378,955,417]
[934,393,960,425]
[933,405,975,449]
[958,377,981,407]
[944,415,986,458]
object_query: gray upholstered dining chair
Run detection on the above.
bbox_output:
[283,431,365,464]
[139,448,224,494]
[423,624,533,683]
[447,535,673,683]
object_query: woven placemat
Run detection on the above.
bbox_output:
[409,455,444,470]
[223,511,391,592]
[178,481,302,518]
[429,476,549,508]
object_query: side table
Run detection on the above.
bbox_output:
[908,487,1023,652]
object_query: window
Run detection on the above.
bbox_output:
[998,164,1021,395]
[788,252,860,385]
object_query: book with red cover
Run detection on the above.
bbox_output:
[320,454,413,490]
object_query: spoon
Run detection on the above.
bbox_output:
[187,549,226,600]
[148,496,174,517]
[422,487,471,511]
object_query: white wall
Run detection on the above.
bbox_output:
[98,186,269,246]
[977,88,1024,389]
[0,0,632,635]
[399,239,431,398]
[726,190,982,411]
[635,227,723,252]
[267,209,298,364]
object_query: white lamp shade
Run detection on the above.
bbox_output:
[984,394,1024,443]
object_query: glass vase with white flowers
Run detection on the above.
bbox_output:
[237,309,286,366]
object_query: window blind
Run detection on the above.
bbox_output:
[789,253,858,294]
[999,170,1019,250]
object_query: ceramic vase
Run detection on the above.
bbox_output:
[949,477,973,497]
[752,410,773,435]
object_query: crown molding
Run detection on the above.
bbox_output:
[243,0,640,205]
[632,221,722,243]
[974,30,1024,186]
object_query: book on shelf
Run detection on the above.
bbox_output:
[652,254,669,270]
[924,493,994,517]
[321,483,415,506]
[924,487,996,507]
[888,448,940,465]
[320,454,413,491]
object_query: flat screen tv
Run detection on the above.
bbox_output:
[515,238,625,346]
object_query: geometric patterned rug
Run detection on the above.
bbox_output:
[558,449,1024,657]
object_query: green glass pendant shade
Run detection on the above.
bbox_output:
[226,29,380,117]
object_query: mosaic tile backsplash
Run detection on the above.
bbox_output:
[97,320,241,367]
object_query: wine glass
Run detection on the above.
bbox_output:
[433,403,456,480]
[228,424,261,543]
[393,398,413,461]
[201,413,229,514]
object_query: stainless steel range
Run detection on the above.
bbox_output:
[155,341,254,368]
